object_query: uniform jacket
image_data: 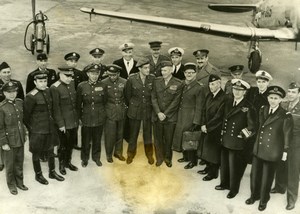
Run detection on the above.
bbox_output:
[151,76,183,123]
[247,87,269,114]
[145,54,169,77]
[102,77,127,121]
[0,79,24,102]
[0,99,26,147]
[24,88,56,134]
[113,58,139,79]
[172,80,205,151]
[73,68,88,90]
[50,80,78,129]
[26,68,58,93]
[77,81,107,127]
[253,105,293,161]
[221,97,256,150]
[196,61,219,85]
[282,101,300,147]
[172,64,185,80]
[125,73,155,120]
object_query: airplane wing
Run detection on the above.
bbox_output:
[208,3,258,13]
[80,7,298,41]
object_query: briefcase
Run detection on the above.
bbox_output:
[182,131,201,151]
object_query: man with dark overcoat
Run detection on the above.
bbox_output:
[168,47,185,80]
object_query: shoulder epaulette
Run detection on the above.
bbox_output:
[15,98,23,102]
[29,88,38,96]
[148,74,155,77]
[196,81,204,86]
[52,81,61,87]
[0,100,7,107]
[129,73,137,77]
[286,111,291,115]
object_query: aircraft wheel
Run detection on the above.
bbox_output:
[46,34,50,54]
[248,50,261,74]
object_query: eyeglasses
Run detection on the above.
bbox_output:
[184,71,196,75]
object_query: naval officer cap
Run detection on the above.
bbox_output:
[229,65,244,74]
[168,47,184,56]
[2,81,18,92]
[267,86,286,98]
[136,57,150,68]
[193,49,209,57]
[255,70,273,81]
[119,43,135,51]
[0,62,10,71]
[149,41,162,49]
[33,70,48,80]
[160,61,173,68]
[89,48,105,57]
[64,52,80,61]
[208,74,221,83]
[184,63,197,71]
[106,64,122,74]
[231,79,250,90]
[37,53,48,61]
[289,82,300,89]
[83,64,100,73]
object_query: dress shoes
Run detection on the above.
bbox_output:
[199,160,206,165]
[270,188,285,194]
[73,145,81,150]
[59,165,66,175]
[66,163,78,171]
[286,203,295,210]
[9,188,18,195]
[114,154,126,161]
[95,160,102,167]
[197,168,208,175]
[148,157,154,165]
[49,171,65,181]
[184,162,196,169]
[258,203,267,211]
[215,185,227,190]
[177,158,188,163]
[245,197,257,205]
[165,161,172,168]
[17,184,29,191]
[156,161,163,167]
[0,164,4,171]
[126,158,133,164]
[81,161,88,167]
[107,157,113,163]
[202,175,216,181]
[226,192,237,199]
[35,173,49,185]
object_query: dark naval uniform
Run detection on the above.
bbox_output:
[146,54,169,77]
[102,76,127,162]
[172,64,185,80]
[220,97,256,196]
[26,68,58,93]
[152,76,183,166]
[50,80,78,173]
[0,98,26,193]
[125,72,155,164]
[77,80,107,165]
[247,87,269,113]
[113,58,139,79]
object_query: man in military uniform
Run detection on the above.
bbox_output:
[193,49,220,85]
[102,64,127,162]
[0,82,27,195]
[224,65,245,97]
[168,47,185,80]
[50,67,79,175]
[199,74,225,181]
[89,48,107,80]
[145,41,169,77]
[0,62,24,172]
[26,53,58,93]
[24,71,64,185]
[216,79,256,199]
[77,64,107,167]
[172,63,204,169]
[245,86,293,211]
[113,43,139,79]
[125,58,155,165]
[152,61,183,167]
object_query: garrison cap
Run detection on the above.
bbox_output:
[168,47,184,56]
[161,61,173,68]
[193,49,209,57]
[64,52,80,61]
[149,41,162,49]
[208,74,221,83]
[1,81,18,92]
[89,48,105,56]
[184,63,197,71]
[229,65,244,74]
[255,70,273,81]
[267,86,286,98]
[119,43,135,51]
[37,53,48,61]
[0,62,10,71]
[33,70,48,80]
[288,82,300,89]
[136,57,150,67]
[231,79,250,90]
[83,64,100,73]
[106,64,122,74]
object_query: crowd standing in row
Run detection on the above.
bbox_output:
[0,41,299,212]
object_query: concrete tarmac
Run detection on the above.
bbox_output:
[0,0,300,213]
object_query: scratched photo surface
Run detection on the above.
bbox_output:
[0,0,300,213]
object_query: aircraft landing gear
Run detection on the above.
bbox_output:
[248,39,262,74]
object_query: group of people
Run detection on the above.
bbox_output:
[0,40,299,212]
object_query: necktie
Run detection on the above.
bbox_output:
[173,66,177,74]
[269,109,273,115]
[233,101,236,107]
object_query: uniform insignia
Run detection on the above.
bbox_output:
[241,107,249,112]
[118,83,125,88]
[51,75,55,80]
[107,86,112,88]
[170,85,178,90]
[30,89,38,96]
[95,87,103,91]
[286,112,291,115]
[53,81,61,87]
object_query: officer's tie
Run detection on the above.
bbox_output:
[233,101,237,107]
[173,66,177,74]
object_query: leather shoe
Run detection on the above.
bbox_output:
[184,162,196,169]
[49,171,65,181]
[270,188,285,194]
[197,168,208,175]
[81,161,88,167]
[148,157,154,165]
[114,154,125,161]
[177,158,188,163]
[245,198,257,205]
[73,145,81,150]
[0,164,4,171]
[35,173,49,185]
[258,203,267,211]
[9,188,18,195]
[17,184,29,191]
[126,158,133,164]
[107,157,113,163]
[199,160,206,165]
[156,161,163,167]
[227,192,237,199]
[203,175,216,181]
[66,163,78,171]
[95,160,102,167]
[165,161,172,168]
[59,164,66,175]
[215,185,227,190]
[286,204,295,210]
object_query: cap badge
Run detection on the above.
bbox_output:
[73,53,76,56]
[96,49,99,53]
[236,81,241,86]
[274,87,278,92]
[8,82,13,86]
